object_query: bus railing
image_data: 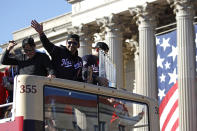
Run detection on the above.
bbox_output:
[0,102,13,123]
[130,124,149,128]
[0,102,13,108]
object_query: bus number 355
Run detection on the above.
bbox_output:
[20,85,37,94]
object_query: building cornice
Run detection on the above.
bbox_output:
[12,22,72,46]
[67,0,82,4]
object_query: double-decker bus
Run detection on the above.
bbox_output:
[0,75,159,131]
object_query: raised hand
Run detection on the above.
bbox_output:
[47,74,56,78]
[31,20,43,35]
[7,40,17,51]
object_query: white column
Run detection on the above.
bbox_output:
[133,44,142,130]
[172,1,197,130]
[78,36,92,57]
[123,39,137,91]
[129,3,157,99]
[73,24,93,57]
[129,3,159,131]
[97,14,124,89]
[134,44,139,93]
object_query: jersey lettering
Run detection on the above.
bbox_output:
[74,62,82,69]
[61,59,72,67]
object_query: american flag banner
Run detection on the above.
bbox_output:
[156,30,179,131]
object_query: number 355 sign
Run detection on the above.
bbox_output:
[20,85,37,94]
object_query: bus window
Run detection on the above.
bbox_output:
[44,86,150,131]
[44,86,98,131]
[98,96,149,131]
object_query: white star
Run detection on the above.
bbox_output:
[196,55,197,62]
[157,54,164,68]
[165,61,171,69]
[168,45,178,62]
[160,38,170,51]
[168,69,177,84]
[160,74,166,83]
[195,33,197,44]
[158,89,166,100]
[156,37,160,45]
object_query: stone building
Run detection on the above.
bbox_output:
[0,0,197,130]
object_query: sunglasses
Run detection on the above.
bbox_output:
[67,41,78,45]
[23,48,34,53]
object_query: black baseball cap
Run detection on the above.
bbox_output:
[67,34,80,43]
[22,37,35,48]
[93,42,109,51]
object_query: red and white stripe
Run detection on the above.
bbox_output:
[159,82,179,131]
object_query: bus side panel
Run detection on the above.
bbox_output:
[15,78,43,121]
[0,117,43,131]
[13,76,44,131]
[0,116,23,131]
[23,119,43,131]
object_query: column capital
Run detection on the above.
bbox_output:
[72,24,96,43]
[129,2,158,28]
[167,0,195,4]
[93,33,105,42]
[134,41,139,59]
[170,0,194,17]
[123,39,138,63]
[96,13,123,33]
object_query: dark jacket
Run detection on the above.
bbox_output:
[1,49,54,76]
[40,34,83,82]
[82,54,99,84]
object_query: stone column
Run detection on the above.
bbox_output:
[73,24,94,57]
[171,0,197,130]
[133,43,142,129]
[97,14,124,89]
[129,3,159,131]
[129,3,157,99]
[123,39,138,91]
[134,42,139,93]
[128,41,142,131]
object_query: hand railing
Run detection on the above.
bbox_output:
[99,50,116,88]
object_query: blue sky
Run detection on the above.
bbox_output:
[0,0,71,45]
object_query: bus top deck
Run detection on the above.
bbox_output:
[0,75,159,131]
